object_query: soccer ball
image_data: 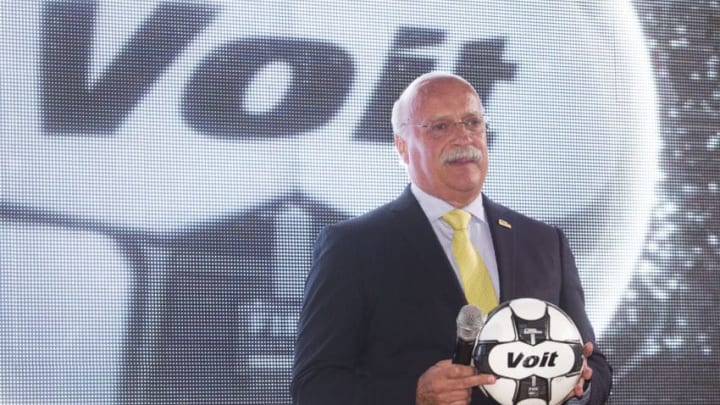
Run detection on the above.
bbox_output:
[473,298,584,405]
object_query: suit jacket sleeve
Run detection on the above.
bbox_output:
[556,229,612,405]
[292,225,366,403]
[292,224,394,404]
[292,191,465,405]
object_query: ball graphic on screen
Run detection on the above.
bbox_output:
[1,1,657,336]
[473,298,584,405]
[0,1,657,403]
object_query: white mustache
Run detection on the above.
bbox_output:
[441,146,483,164]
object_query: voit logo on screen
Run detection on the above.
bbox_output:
[1,1,656,397]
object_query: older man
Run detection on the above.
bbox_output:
[292,71,612,404]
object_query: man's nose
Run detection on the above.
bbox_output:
[449,122,475,142]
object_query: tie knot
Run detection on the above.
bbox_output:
[443,209,472,231]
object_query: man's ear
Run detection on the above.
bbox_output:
[394,134,409,164]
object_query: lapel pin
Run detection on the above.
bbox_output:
[498,219,512,229]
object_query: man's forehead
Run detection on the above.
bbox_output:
[409,80,483,116]
[414,76,480,101]
[415,75,475,95]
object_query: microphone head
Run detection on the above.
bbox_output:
[456,304,484,342]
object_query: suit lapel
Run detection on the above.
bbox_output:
[482,194,516,302]
[389,187,467,306]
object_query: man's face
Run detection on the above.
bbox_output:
[394,77,489,207]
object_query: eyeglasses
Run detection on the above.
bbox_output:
[403,116,489,139]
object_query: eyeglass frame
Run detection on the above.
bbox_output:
[400,115,490,139]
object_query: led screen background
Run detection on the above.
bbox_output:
[0,0,717,403]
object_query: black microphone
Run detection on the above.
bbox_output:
[452,304,484,365]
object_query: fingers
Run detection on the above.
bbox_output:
[464,372,496,387]
[564,343,596,401]
[572,366,593,397]
[430,360,496,385]
[417,361,496,405]
[579,341,594,387]
[565,370,591,401]
[574,382,585,397]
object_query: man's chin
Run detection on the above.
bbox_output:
[444,168,486,188]
[441,183,484,204]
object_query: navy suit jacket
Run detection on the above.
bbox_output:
[292,187,612,404]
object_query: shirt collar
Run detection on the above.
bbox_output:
[410,183,487,224]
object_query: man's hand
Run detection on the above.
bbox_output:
[564,342,594,401]
[416,360,496,405]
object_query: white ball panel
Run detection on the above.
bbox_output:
[479,306,518,342]
[550,374,582,405]
[547,306,583,342]
[517,399,549,405]
[482,378,518,405]
[508,297,547,320]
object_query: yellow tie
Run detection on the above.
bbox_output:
[443,209,498,315]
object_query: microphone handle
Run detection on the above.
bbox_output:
[452,339,474,365]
